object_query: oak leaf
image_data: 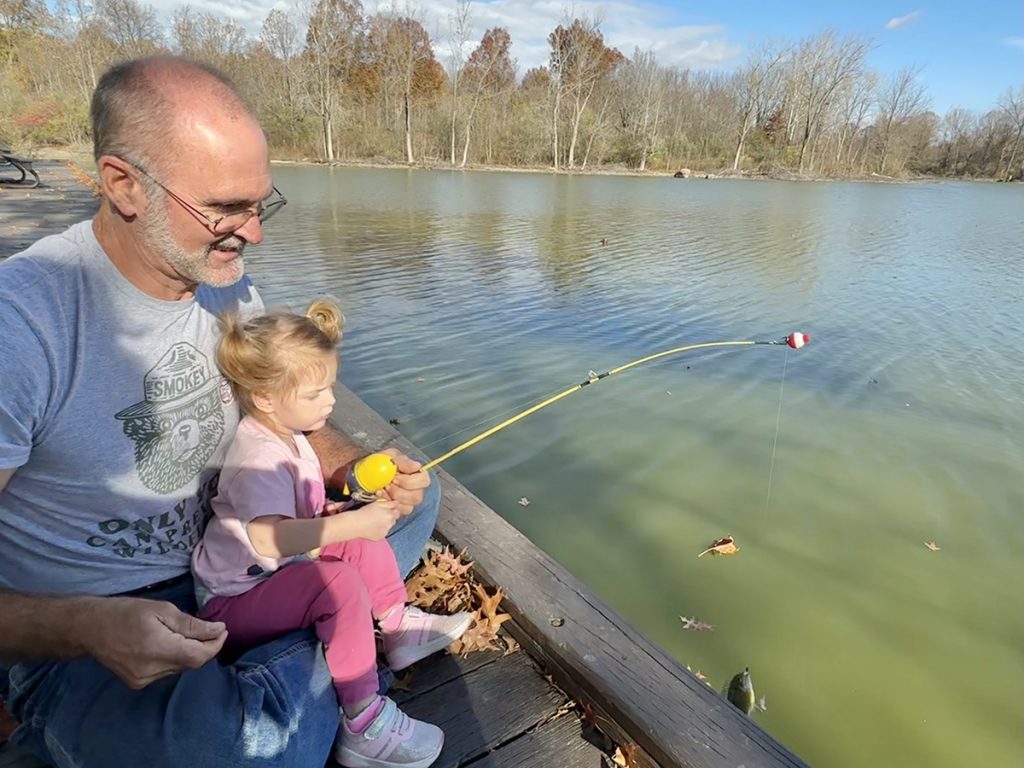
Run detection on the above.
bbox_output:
[679,616,714,632]
[698,535,739,557]
[612,743,640,767]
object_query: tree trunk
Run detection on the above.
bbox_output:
[732,117,750,171]
[460,122,471,168]
[404,93,414,164]
[324,115,335,162]
[449,109,458,166]
[552,88,561,169]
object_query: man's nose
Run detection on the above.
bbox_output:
[236,214,264,245]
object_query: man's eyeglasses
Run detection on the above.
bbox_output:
[128,161,286,235]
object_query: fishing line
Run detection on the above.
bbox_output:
[764,347,789,512]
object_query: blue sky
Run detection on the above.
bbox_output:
[672,0,1024,114]
[143,0,1023,115]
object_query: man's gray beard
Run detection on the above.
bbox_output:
[141,199,247,288]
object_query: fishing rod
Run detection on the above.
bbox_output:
[342,332,811,502]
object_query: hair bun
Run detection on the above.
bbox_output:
[306,298,344,343]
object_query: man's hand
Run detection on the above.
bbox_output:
[77,596,228,689]
[379,448,430,516]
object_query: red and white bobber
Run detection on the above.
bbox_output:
[786,331,810,349]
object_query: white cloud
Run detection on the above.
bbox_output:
[1006,36,1024,52]
[148,0,743,76]
[885,10,923,30]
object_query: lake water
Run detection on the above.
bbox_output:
[250,166,1024,768]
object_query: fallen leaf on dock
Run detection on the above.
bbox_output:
[679,616,714,632]
[517,497,530,507]
[924,541,941,551]
[612,743,640,767]
[686,665,710,684]
[698,535,739,557]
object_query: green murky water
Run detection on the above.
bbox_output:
[250,166,1024,767]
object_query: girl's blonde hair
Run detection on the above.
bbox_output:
[217,298,344,413]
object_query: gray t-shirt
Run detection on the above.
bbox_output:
[0,221,263,596]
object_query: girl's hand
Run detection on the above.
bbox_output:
[350,499,401,541]
[322,501,346,516]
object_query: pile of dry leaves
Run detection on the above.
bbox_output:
[405,547,517,656]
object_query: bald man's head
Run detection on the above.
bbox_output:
[91,56,257,171]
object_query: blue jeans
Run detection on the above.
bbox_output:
[0,477,439,768]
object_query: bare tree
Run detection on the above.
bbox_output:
[875,66,930,173]
[615,48,665,170]
[298,0,363,162]
[791,30,871,173]
[731,41,788,170]
[446,0,470,165]
[996,86,1024,180]
[94,0,161,58]
[833,69,876,172]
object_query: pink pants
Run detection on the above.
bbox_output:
[200,538,408,711]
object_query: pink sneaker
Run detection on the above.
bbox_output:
[335,697,443,768]
[383,606,474,671]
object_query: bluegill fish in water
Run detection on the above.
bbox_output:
[725,667,767,715]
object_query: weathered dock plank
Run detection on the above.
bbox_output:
[399,651,567,768]
[392,650,504,705]
[464,714,608,768]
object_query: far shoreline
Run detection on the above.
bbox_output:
[26,145,1016,186]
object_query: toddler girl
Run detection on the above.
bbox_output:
[192,300,471,768]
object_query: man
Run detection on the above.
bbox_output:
[0,55,438,767]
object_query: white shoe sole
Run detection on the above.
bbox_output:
[335,733,444,768]
[386,613,475,671]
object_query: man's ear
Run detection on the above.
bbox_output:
[96,155,146,218]
[251,391,275,415]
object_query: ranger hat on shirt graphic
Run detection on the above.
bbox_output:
[115,343,231,494]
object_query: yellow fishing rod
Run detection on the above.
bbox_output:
[342,332,810,501]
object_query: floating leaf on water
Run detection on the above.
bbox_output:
[698,535,739,557]
[924,541,941,551]
[679,616,714,632]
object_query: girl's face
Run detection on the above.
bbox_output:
[263,353,339,435]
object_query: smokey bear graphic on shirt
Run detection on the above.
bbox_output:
[115,343,232,494]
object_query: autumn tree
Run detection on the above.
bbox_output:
[456,26,514,167]
[548,17,623,169]
[364,13,443,163]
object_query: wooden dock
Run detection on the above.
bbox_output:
[1,162,810,768]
